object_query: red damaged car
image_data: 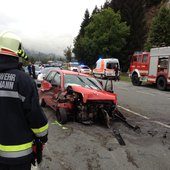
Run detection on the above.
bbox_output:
[39,69,117,127]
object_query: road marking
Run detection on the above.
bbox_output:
[136,91,155,96]
[117,105,170,129]
[117,87,129,91]
[117,105,150,119]
[151,121,170,129]
[152,92,170,98]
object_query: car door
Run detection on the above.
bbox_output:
[48,71,61,111]
[40,71,56,107]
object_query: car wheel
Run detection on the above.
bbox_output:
[156,76,167,91]
[132,74,142,86]
[39,98,46,107]
[56,108,68,124]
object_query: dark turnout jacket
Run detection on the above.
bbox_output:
[0,55,48,164]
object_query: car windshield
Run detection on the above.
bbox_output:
[64,74,103,90]
[106,62,118,69]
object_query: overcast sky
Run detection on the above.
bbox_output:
[0,0,106,56]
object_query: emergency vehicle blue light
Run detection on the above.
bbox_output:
[98,54,103,60]
[79,63,85,65]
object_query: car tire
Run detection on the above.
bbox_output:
[56,108,68,124]
[156,76,167,91]
[39,98,46,107]
[132,74,142,86]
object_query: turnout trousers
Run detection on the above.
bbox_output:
[0,162,31,170]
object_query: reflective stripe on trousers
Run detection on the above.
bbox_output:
[0,148,32,158]
[0,141,33,158]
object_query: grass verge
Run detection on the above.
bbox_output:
[120,72,131,82]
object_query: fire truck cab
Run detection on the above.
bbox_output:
[129,47,170,90]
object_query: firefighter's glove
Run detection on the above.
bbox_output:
[31,154,36,166]
[32,138,45,165]
[39,134,48,144]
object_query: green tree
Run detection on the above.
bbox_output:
[78,8,130,66]
[145,6,170,49]
[145,0,162,7]
[64,46,72,62]
[92,5,100,15]
[104,0,146,71]
[108,0,146,51]
[73,9,90,63]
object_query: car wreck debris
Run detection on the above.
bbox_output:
[113,129,126,146]
[114,108,141,133]
[57,85,116,128]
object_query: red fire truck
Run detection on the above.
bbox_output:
[129,47,170,90]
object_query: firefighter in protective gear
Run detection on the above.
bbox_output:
[0,31,48,170]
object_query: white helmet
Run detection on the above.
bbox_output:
[0,31,28,60]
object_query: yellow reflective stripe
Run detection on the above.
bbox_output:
[17,49,29,61]
[24,55,28,60]
[0,141,33,152]
[31,123,48,134]
[21,53,25,57]
[0,148,32,158]
[18,50,22,55]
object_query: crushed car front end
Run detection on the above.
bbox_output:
[62,85,117,127]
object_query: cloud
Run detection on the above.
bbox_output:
[0,0,106,56]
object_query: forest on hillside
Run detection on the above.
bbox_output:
[25,49,65,64]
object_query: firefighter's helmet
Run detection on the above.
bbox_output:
[0,31,28,61]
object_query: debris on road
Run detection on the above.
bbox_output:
[147,130,158,137]
[114,108,141,133]
[113,129,126,146]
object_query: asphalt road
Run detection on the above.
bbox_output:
[112,81,170,127]
[33,80,170,170]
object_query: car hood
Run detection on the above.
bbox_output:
[69,85,117,104]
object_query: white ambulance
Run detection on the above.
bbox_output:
[93,58,120,80]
